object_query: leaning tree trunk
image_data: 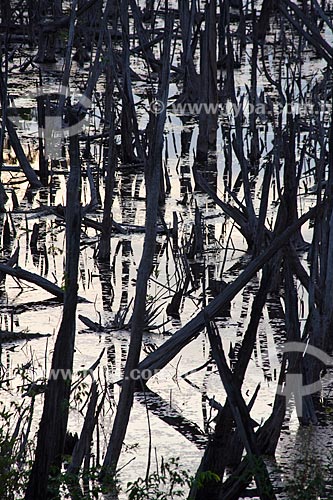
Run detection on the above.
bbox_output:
[25,108,82,500]
[192,267,272,499]
[206,321,276,500]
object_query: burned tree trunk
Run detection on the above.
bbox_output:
[25,108,82,500]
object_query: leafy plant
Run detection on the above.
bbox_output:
[127,457,192,500]
[285,443,333,500]
[0,402,31,500]
[192,470,220,490]
[286,455,325,500]
[47,466,120,500]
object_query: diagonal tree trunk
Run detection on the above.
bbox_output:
[206,321,276,500]
[135,204,319,381]
[192,267,272,499]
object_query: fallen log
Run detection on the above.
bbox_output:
[136,204,319,380]
[9,298,63,315]
[0,264,64,299]
[78,314,102,332]
[0,330,50,342]
[5,119,42,188]
[39,203,167,234]
[0,246,19,282]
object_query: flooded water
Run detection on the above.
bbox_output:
[2,1,333,498]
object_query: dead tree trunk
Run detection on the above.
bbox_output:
[98,41,116,262]
[178,0,199,103]
[207,321,276,500]
[249,2,260,168]
[274,114,306,249]
[283,254,318,425]
[5,118,42,188]
[0,45,8,212]
[100,14,172,480]
[192,267,272,499]
[74,0,104,64]
[218,0,228,64]
[129,0,161,74]
[36,79,48,186]
[218,375,286,500]
[258,0,277,41]
[278,0,333,64]
[120,0,137,164]
[135,204,318,381]
[196,0,218,164]
[25,108,82,500]
[67,381,99,475]
[0,66,42,187]
[296,112,333,424]
[35,0,58,63]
